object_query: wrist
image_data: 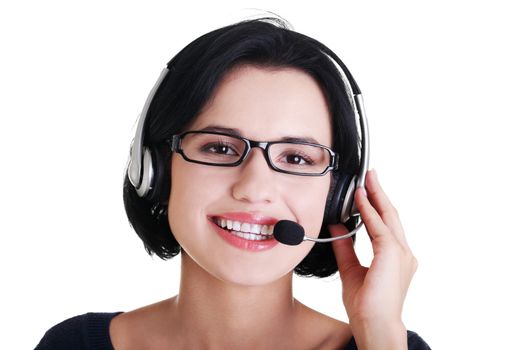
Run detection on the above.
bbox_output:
[350,318,407,350]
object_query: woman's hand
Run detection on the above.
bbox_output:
[328,169,417,349]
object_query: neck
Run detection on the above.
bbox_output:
[170,251,300,348]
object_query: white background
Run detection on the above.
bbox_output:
[1,1,524,349]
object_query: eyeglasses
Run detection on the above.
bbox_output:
[169,130,339,176]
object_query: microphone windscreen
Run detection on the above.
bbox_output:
[273,220,304,246]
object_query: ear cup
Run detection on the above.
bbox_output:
[143,146,170,203]
[323,173,339,222]
[324,173,352,224]
[133,146,153,198]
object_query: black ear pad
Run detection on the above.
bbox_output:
[143,146,170,203]
[324,173,352,224]
[323,172,338,222]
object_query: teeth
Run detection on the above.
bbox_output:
[213,217,275,238]
[233,231,269,241]
[250,224,261,234]
[241,223,251,233]
[232,221,241,231]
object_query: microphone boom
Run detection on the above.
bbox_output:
[273,220,363,246]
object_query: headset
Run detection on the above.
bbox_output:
[127,61,370,232]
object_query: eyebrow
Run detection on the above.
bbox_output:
[198,125,322,145]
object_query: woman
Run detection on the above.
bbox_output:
[36,18,430,349]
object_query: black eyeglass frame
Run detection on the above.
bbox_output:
[168,130,339,176]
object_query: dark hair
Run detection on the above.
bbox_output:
[123,17,360,277]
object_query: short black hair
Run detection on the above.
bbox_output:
[123,17,360,278]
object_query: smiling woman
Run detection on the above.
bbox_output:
[167,65,334,286]
[35,17,430,349]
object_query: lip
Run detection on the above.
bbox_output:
[208,214,279,252]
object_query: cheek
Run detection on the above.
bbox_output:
[166,160,226,244]
[285,177,331,237]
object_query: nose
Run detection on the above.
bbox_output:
[231,148,276,204]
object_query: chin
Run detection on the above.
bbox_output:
[208,250,308,287]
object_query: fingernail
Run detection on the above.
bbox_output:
[371,168,377,181]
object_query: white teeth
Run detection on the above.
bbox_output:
[213,217,275,240]
[232,221,241,231]
[241,223,251,232]
[250,224,262,234]
[230,229,269,241]
[260,225,274,235]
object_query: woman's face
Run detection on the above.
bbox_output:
[167,65,333,286]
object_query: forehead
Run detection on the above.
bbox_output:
[188,65,333,146]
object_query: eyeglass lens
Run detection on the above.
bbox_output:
[180,132,331,174]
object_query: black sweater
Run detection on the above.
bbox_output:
[35,312,431,349]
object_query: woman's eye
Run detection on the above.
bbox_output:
[283,154,313,165]
[203,143,238,156]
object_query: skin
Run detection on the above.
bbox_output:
[110,65,417,349]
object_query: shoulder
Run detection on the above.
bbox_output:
[343,330,431,350]
[294,302,353,349]
[35,312,123,350]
